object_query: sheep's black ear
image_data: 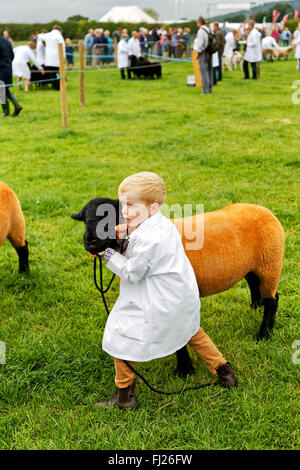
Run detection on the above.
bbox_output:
[70,209,84,221]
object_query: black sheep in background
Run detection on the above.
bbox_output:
[128,55,162,79]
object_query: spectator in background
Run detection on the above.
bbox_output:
[281,27,291,46]
[183,28,193,58]
[31,33,37,44]
[65,38,74,70]
[148,26,159,55]
[176,28,184,58]
[271,28,279,43]
[213,22,225,82]
[157,31,165,57]
[0,33,23,117]
[104,30,114,66]
[169,28,178,58]
[84,29,94,67]
[158,25,167,38]
[138,28,148,56]
[112,27,122,42]
[3,30,13,47]
[93,28,108,67]
[193,16,213,95]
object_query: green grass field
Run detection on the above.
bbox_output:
[0,58,299,450]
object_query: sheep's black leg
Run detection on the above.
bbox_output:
[245,272,262,308]
[257,292,279,341]
[16,240,29,273]
[175,346,194,378]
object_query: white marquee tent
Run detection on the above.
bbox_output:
[99,5,156,23]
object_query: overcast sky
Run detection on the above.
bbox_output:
[0,0,266,23]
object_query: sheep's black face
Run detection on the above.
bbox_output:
[71,198,122,255]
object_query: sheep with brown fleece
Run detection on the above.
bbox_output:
[0,182,29,272]
[172,203,284,342]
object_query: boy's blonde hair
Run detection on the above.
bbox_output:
[118,172,166,206]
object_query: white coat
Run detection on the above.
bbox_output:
[244,28,262,63]
[212,51,219,67]
[128,37,141,58]
[36,36,46,66]
[38,29,65,67]
[12,45,41,79]
[117,39,129,69]
[262,36,279,50]
[294,29,300,59]
[102,210,200,362]
[224,32,235,57]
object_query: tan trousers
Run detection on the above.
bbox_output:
[113,327,227,388]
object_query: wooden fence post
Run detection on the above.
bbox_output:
[58,43,68,128]
[79,40,85,106]
[192,50,202,88]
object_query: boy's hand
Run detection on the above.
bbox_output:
[115,224,128,239]
[88,251,105,258]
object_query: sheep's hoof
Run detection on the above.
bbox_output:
[174,365,195,378]
[256,329,272,342]
[251,301,261,310]
[19,266,30,274]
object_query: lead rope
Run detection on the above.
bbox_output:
[93,255,218,395]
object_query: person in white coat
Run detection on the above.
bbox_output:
[262,35,279,51]
[224,29,237,58]
[128,31,141,64]
[91,172,237,409]
[12,42,44,91]
[35,33,47,67]
[118,32,130,79]
[293,24,300,70]
[38,25,65,90]
[243,21,262,79]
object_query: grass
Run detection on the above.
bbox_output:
[0,58,299,450]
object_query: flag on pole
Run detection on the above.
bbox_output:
[295,10,299,20]
[272,10,280,24]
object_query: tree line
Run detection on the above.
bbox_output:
[0,20,199,42]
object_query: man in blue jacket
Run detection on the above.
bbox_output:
[84,29,95,67]
[0,34,22,117]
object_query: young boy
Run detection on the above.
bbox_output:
[94,172,237,409]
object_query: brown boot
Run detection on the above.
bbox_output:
[216,362,238,388]
[95,382,138,410]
